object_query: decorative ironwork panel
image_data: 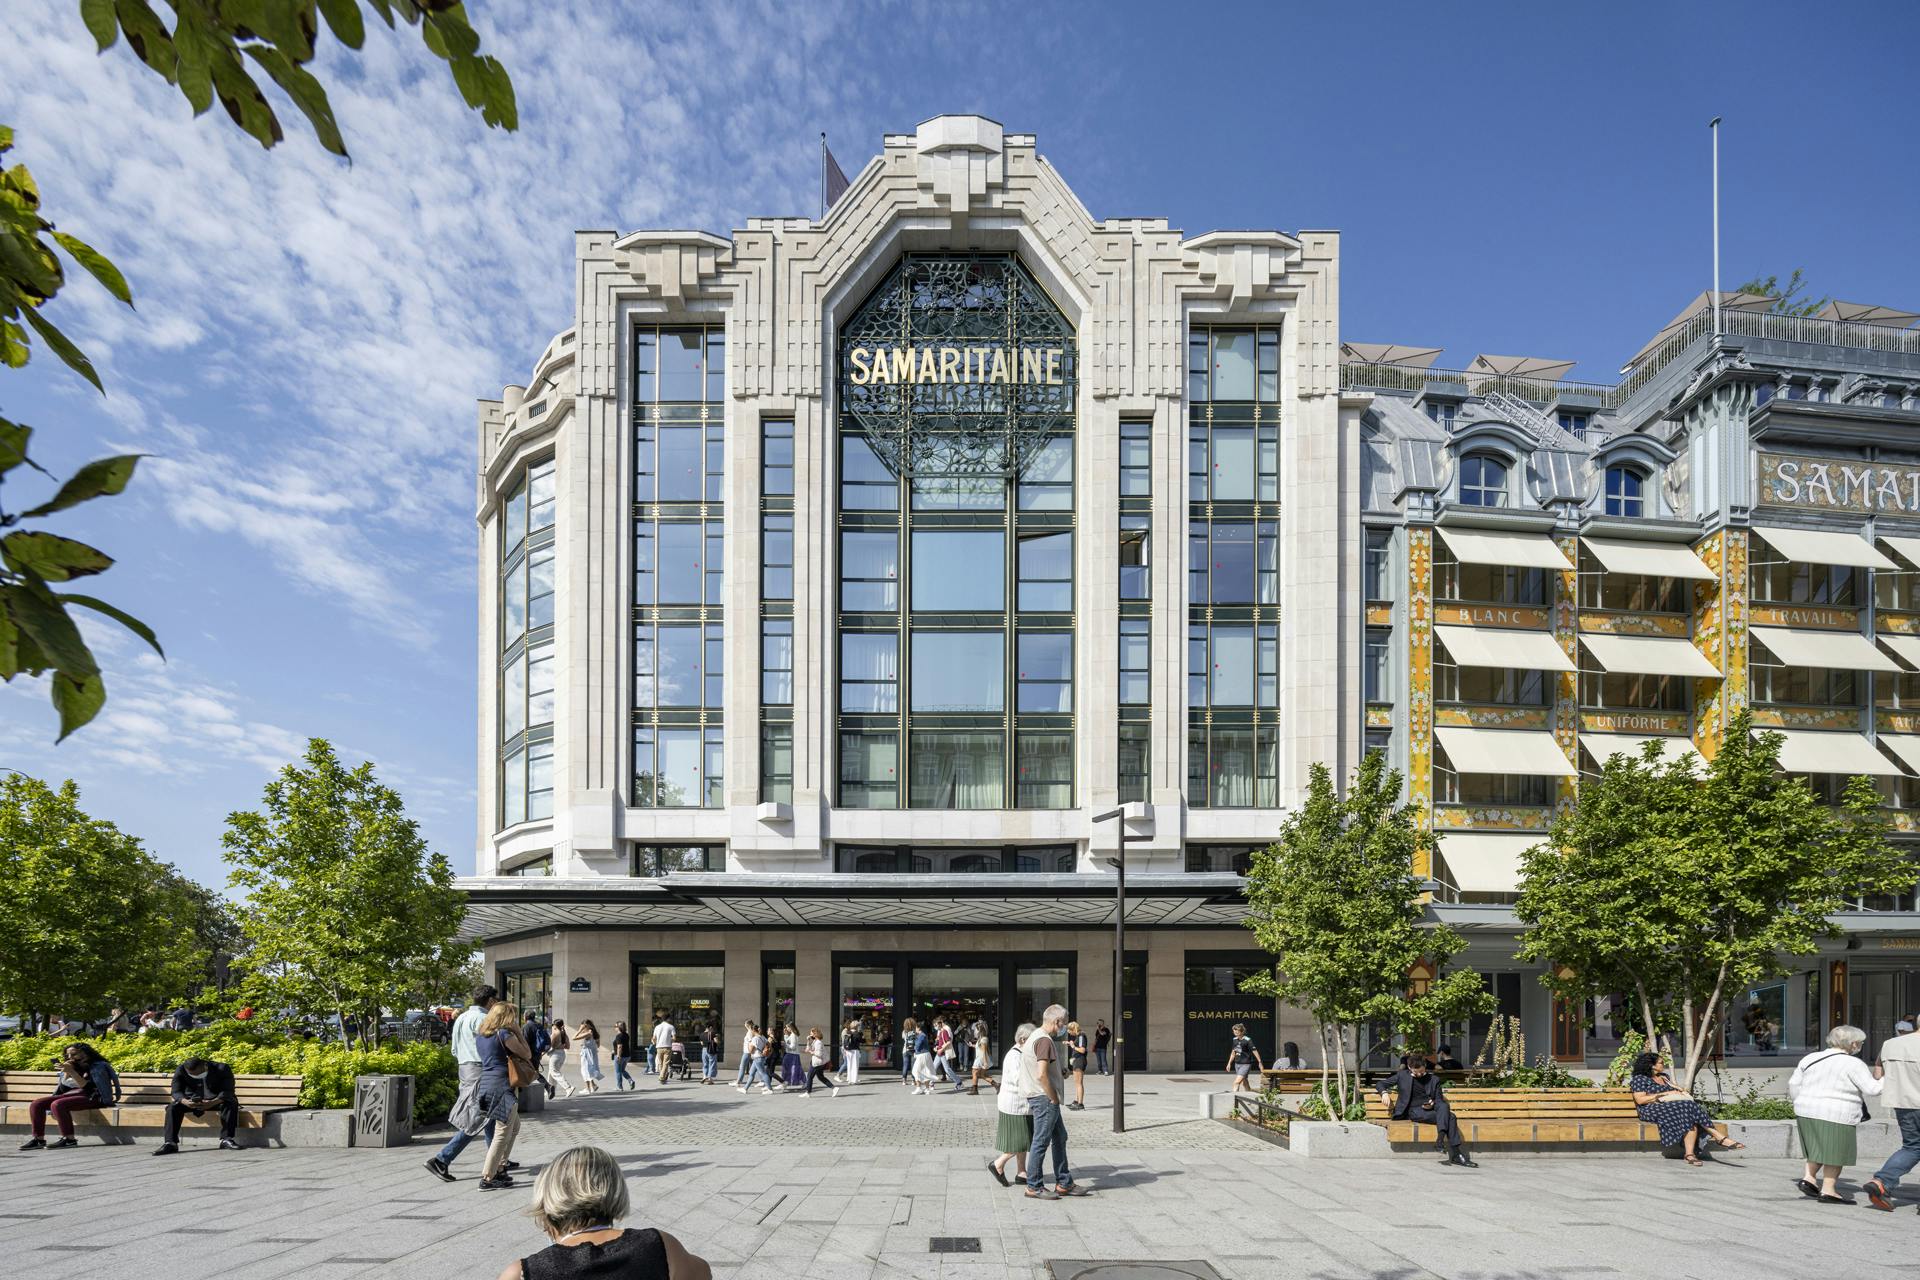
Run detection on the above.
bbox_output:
[839,254,1075,478]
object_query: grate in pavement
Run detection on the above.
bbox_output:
[262,1239,319,1245]
[331,1259,396,1265]
[931,1238,982,1253]
[36,1245,109,1253]
[1047,1264,1225,1280]
[1166,1077,1210,1083]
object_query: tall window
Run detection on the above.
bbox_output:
[1604,465,1645,517]
[501,457,556,829]
[1120,416,1152,809]
[1364,629,1391,703]
[633,326,724,807]
[1188,326,1281,807]
[1458,454,1509,508]
[760,417,794,804]
[834,254,1076,811]
[1364,529,1393,601]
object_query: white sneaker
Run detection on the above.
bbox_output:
[832,1087,840,1097]
[736,1086,746,1093]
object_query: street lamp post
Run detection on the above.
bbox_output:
[1092,805,1149,1134]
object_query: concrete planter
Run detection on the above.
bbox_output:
[1721,1117,1904,1162]
[263,1109,356,1148]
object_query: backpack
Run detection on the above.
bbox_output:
[525,1022,550,1056]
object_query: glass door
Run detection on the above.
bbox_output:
[839,964,895,1067]
[913,966,999,1067]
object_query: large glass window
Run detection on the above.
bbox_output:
[1016,732,1072,808]
[760,724,792,805]
[1119,723,1149,804]
[841,633,899,713]
[839,732,899,808]
[1750,551,1859,605]
[1016,632,1071,713]
[835,845,1073,873]
[1018,438,1073,511]
[1365,529,1393,601]
[632,845,725,877]
[634,726,724,808]
[1604,465,1646,517]
[911,531,1004,611]
[1434,654,1547,705]
[1120,420,1151,497]
[841,531,899,611]
[1120,618,1150,705]
[841,436,898,510]
[911,631,1004,712]
[1365,629,1391,702]
[1433,545,1547,604]
[909,731,1005,808]
[1434,744,1553,806]
[1189,521,1276,604]
[763,418,794,496]
[762,514,793,600]
[1017,531,1072,611]
[762,620,793,705]
[1120,515,1149,600]
[500,457,558,831]
[1458,454,1510,508]
[634,623,722,709]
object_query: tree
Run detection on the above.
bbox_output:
[1733,269,1828,318]
[1241,753,1491,1114]
[0,772,209,1023]
[1517,715,1911,1091]
[160,868,246,1001]
[3,3,515,737]
[223,738,464,1047]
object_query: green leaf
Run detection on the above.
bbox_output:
[244,46,347,157]
[317,0,366,48]
[0,221,65,299]
[0,418,29,477]
[18,305,102,392]
[58,592,163,659]
[112,0,180,84]
[6,578,100,678]
[209,50,286,149]
[1,531,115,581]
[49,231,132,306]
[20,454,141,517]
[51,670,107,741]
[80,0,119,49]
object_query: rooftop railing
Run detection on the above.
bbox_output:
[1340,361,1626,408]
[1617,307,1920,404]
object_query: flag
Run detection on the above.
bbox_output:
[822,134,850,216]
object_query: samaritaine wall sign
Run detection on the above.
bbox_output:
[1759,450,1920,513]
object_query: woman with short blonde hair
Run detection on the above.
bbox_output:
[496,1144,711,1279]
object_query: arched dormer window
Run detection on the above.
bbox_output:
[1458,454,1509,508]
[1604,465,1647,517]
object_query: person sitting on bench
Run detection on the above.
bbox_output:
[154,1056,241,1155]
[19,1043,120,1150]
[1378,1055,1477,1168]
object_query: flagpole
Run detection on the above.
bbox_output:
[1710,116,1722,337]
[820,132,827,221]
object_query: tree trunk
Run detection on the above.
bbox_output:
[1632,982,1664,1057]
[1678,963,1730,1093]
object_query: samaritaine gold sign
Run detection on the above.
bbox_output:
[846,345,1068,386]
[1758,450,1920,512]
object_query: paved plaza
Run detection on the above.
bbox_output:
[3,1073,1917,1279]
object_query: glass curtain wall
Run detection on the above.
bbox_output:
[633,326,725,808]
[1186,327,1281,807]
[1119,418,1151,802]
[835,255,1077,810]
[501,457,557,827]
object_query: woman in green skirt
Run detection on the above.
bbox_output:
[989,1022,1037,1186]
[1789,1024,1885,1204]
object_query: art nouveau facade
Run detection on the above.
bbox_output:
[465,117,1355,1070]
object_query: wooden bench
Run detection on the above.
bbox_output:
[1361,1087,1727,1148]
[0,1070,304,1143]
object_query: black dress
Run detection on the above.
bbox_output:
[1628,1072,1716,1146]
[522,1229,668,1279]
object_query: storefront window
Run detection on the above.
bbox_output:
[1015,965,1071,1033]
[840,965,895,1067]
[500,967,551,1020]
[632,845,724,877]
[764,961,795,1037]
[633,961,725,1044]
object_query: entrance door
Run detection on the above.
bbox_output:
[913,966,999,1068]
[1182,957,1276,1070]
[839,964,895,1068]
[1851,970,1907,1061]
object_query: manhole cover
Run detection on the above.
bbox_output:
[931,1237,982,1253]
[1166,1076,1209,1083]
[1047,1263,1224,1280]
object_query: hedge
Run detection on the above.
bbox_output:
[0,1026,457,1124]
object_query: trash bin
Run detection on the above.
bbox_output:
[353,1074,415,1148]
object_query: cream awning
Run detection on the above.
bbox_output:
[1579,733,1700,769]
[1436,526,1575,571]
[1579,633,1722,677]
[1879,535,1920,568]
[1434,833,1536,895]
[1877,735,1920,776]
[1435,726,1577,776]
[1435,625,1576,672]
[1753,525,1897,570]
[1579,536,1716,580]
[1882,634,1920,670]
[1767,729,1905,777]
[1750,625,1903,672]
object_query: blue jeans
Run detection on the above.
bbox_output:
[1094,1048,1109,1075]
[643,1045,656,1074]
[1875,1108,1920,1189]
[436,1118,495,1165]
[1025,1096,1072,1190]
[746,1056,772,1090]
[702,1047,718,1080]
[934,1054,959,1083]
[735,1053,751,1086]
[613,1057,634,1089]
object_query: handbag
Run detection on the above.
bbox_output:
[507,1047,537,1090]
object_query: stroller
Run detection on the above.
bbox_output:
[668,1040,694,1079]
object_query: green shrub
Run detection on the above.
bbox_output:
[1603,1030,1647,1088]
[1707,1076,1795,1121]
[1295,1084,1371,1121]
[0,1025,455,1123]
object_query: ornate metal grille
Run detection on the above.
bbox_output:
[839,254,1075,478]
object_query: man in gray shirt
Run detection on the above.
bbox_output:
[1867,1017,1920,1210]
[1021,1003,1089,1199]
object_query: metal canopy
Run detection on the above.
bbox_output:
[1340,342,1444,367]
[1464,354,1576,381]
[1816,300,1920,327]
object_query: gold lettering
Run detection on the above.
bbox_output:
[917,347,939,383]
[1046,348,1062,384]
[849,347,871,385]
[889,348,914,384]
[1021,348,1042,384]
[990,348,1009,384]
[939,347,960,382]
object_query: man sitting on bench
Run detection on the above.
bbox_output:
[1378,1055,1477,1168]
[155,1057,241,1155]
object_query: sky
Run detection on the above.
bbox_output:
[3,0,1917,892]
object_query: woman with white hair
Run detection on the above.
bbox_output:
[497,1144,711,1279]
[988,1022,1037,1186]
[1789,1024,1886,1204]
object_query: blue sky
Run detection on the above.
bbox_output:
[4,0,1916,891]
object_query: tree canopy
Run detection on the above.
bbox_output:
[223,738,464,1046]
[1517,714,1910,1090]
[1242,752,1490,1111]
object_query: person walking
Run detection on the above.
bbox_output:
[764,1024,787,1091]
[803,1027,840,1098]
[739,1023,774,1094]
[1092,1020,1112,1076]
[699,1023,720,1084]
[1225,1022,1264,1094]
[496,1144,712,1280]
[968,1020,996,1095]
[642,1012,673,1086]
[18,1043,119,1150]
[840,1019,863,1086]
[474,1002,535,1191]
[1065,1021,1090,1110]
[1021,1004,1085,1199]
[900,1019,919,1091]
[611,1022,634,1091]
[734,1022,756,1088]
[1790,1024,1885,1204]
[577,1020,604,1094]
[932,1018,961,1088]
[1866,1018,1920,1210]
[427,985,504,1181]
[548,1019,575,1098]
[911,1019,939,1096]
[988,1023,1036,1187]
[778,1023,801,1088]
[524,1014,557,1098]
